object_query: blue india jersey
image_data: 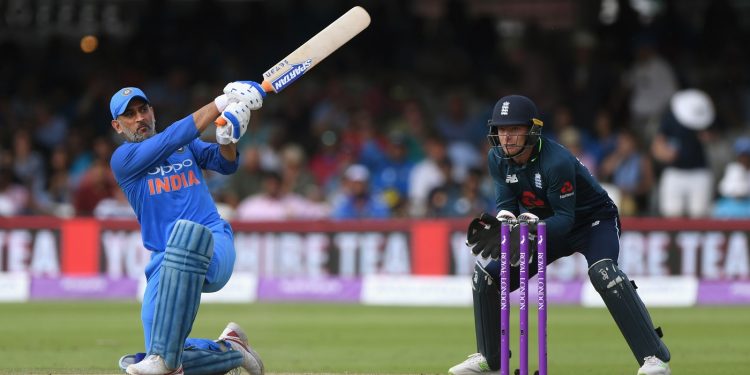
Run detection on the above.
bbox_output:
[110,115,238,252]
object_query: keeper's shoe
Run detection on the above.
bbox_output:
[449,353,499,375]
[637,356,671,375]
[126,354,183,375]
[218,322,265,375]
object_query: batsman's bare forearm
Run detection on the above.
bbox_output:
[192,102,221,133]
[219,143,237,162]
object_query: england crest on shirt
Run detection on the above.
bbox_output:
[534,172,542,189]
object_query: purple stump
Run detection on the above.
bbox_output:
[537,222,547,375]
[519,223,529,375]
[500,222,511,375]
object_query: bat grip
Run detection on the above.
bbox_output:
[214,80,273,126]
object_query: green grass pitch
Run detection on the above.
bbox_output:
[0,302,747,374]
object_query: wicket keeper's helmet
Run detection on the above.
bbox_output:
[486,95,544,156]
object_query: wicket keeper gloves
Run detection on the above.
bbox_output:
[508,221,537,267]
[223,81,266,110]
[216,102,251,144]
[465,211,538,263]
[518,212,539,224]
[466,213,502,259]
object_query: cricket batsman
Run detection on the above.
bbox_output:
[109,82,265,375]
[451,95,672,375]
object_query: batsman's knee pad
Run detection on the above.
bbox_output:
[472,262,502,370]
[151,220,215,369]
[588,259,671,365]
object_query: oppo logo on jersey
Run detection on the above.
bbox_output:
[148,159,194,176]
[146,159,201,195]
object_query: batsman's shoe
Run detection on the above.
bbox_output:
[637,356,671,375]
[126,354,183,375]
[218,322,265,375]
[119,353,146,373]
[449,353,499,375]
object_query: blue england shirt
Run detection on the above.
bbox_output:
[110,115,238,252]
[488,136,618,244]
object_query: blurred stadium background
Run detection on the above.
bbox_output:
[1,0,750,373]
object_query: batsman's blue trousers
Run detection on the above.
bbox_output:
[140,222,236,351]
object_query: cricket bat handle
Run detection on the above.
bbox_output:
[214,80,274,126]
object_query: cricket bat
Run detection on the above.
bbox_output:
[216,6,371,125]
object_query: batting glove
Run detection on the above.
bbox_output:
[223,81,266,110]
[216,101,251,144]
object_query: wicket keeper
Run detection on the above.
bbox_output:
[452,95,671,375]
[109,82,265,375]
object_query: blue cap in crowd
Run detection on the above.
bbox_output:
[110,87,149,119]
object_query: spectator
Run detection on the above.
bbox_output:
[712,137,750,218]
[330,164,390,220]
[235,171,325,221]
[387,98,431,161]
[73,162,117,216]
[66,133,94,189]
[33,101,69,152]
[223,146,266,207]
[368,131,415,214]
[624,35,678,143]
[408,135,448,217]
[557,127,598,178]
[435,92,485,182]
[35,146,74,217]
[94,188,136,219]
[453,167,494,217]
[589,109,620,165]
[424,158,462,218]
[0,167,29,216]
[278,143,317,196]
[11,129,46,195]
[599,128,655,216]
[651,89,715,218]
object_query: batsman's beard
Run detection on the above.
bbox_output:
[121,120,156,143]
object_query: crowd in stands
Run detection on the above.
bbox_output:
[1,0,749,220]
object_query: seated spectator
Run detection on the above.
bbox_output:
[368,131,414,215]
[73,161,117,216]
[557,127,598,178]
[0,167,29,216]
[599,128,655,216]
[11,129,46,195]
[454,167,494,217]
[278,143,317,196]
[223,146,265,207]
[424,158,462,218]
[34,146,74,217]
[590,109,619,166]
[235,171,327,221]
[712,137,750,218]
[33,101,69,151]
[94,188,136,219]
[330,164,390,220]
[408,135,448,217]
